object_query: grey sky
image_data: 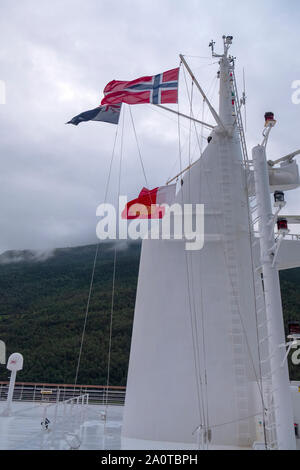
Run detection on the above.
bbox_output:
[0,0,299,253]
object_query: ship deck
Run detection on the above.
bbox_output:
[0,401,123,450]
[0,401,249,450]
[1,398,299,450]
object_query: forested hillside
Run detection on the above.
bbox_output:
[0,242,140,385]
[0,242,299,385]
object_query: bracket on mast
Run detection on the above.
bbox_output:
[279,339,300,368]
[268,150,300,167]
[262,120,276,148]
[271,233,285,267]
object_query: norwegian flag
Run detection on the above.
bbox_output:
[101,68,179,106]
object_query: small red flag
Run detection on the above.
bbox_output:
[122,184,176,219]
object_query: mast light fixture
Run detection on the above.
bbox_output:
[274,191,286,208]
[264,112,277,127]
[277,217,289,234]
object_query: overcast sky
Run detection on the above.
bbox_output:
[0,0,299,254]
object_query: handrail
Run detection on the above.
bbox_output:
[0,381,125,390]
[0,382,126,405]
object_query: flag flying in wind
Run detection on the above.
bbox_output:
[122,184,176,219]
[67,103,122,125]
[101,68,179,106]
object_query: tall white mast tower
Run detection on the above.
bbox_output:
[122,36,299,450]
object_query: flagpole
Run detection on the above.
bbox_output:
[179,54,226,132]
[154,104,214,129]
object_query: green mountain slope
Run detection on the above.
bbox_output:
[0,242,140,385]
[0,242,299,385]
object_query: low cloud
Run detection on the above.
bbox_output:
[0,0,299,253]
[0,249,55,264]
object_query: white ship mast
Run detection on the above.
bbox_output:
[122,36,300,450]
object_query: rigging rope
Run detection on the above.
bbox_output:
[182,66,206,164]
[177,68,209,444]
[74,125,120,388]
[196,126,266,403]
[165,68,218,185]
[129,106,149,188]
[196,96,210,444]
[187,76,210,446]
[193,411,265,433]
[181,69,267,446]
[197,138,267,445]
[242,164,268,448]
[183,69,265,402]
[182,55,212,59]
[104,107,126,412]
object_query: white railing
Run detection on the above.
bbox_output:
[280,233,300,241]
[40,394,89,449]
[0,382,126,406]
[252,231,300,242]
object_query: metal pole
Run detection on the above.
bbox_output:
[179,54,226,132]
[154,104,214,129]
[166,159,199,185]
[252,144,296,450]
[2,370,16,416]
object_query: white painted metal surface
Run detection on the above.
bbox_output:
[2,353,23,417]
[0,382,126,405]
[0,384,299,450]
[0,38,299,451]
[252,238,300,271]
[122,42,266,448]
[252,145,296,449]
[0,401,123,450]
[268,160,300,192]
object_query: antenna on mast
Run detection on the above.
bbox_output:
[223,35,233,55]
[241,68,247,132]
[209,39,215,55]
[209,35,233,58]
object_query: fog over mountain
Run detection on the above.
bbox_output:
[1,0,299,254]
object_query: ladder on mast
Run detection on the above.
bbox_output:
[233,71,279,449]
[232,70,249,163]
